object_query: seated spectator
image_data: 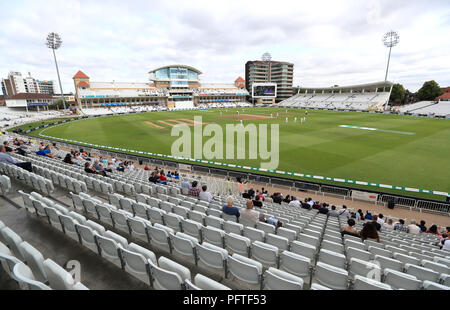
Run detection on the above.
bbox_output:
[158,172,168,184]
[283,195,291,203]
[383,219,394,230]
[377,214,385,225]
[288,197,301,208]
[199,185,213,202]
[63,153,75,165]
[365,211,373,221]
[242,190,251,199]
[312,201,321,210]
[408,220,420,234]
[181,179,190,189]
[341,219,359,237]
[222,196,240,219]
[328,205,340,217]
[0,146,32,172]
[301,199,311,210]
[93,160,103,171]
[3,141,14,152]
[116,163,125,172]
[247,188,255,199]
[418,220,427,233]
[144,165,150,171]
[394,219,409,232]
[173,171,179,180]
[350,212,356,219]
[84,162,96,174]
[240,200,259,224]
[427,224,440,236]
[166,171,173,178]
[338,205,350,218]
[440,234,450,251]
[252,195,263,208]
[148,171,159,183]
[106,162,115,172]
[365,215,381,231]
[188,181,201,197]
[360,222,380,242]
[355,209,365,221]
[128,162,135,171]
[318,203,329,215]
[256,190,264,201]
[259,213,283,228]
[271,193,282,204]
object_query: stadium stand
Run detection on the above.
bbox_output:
[1,137,449,290]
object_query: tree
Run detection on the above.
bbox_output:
[416,80,443,101]
[389,83,405,104]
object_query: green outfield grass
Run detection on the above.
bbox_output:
[13,108,450,201]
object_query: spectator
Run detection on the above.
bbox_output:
[252,195,263,208]
[328,205,340,217]
[355,209,364,221]
[181,179,190,190]
[106,162,115,172]
[341,219,359,237]
[307,198,314,208]
[84,162,96,174]
[0,146,32,172]
[360,222,380,242]
[418,220,427,233]
[288,197,301,208]
[440,234,450,251]
[240,200,259,224]
[222,196,240,219]
[259,213,283,228]
[173,171,180,180]
[318,203,329,215]
[312,201,321,210]
[116,163,125,172]
[365,211,373,221]
[3,141,14,152]
[158,172,168,184]
[128,162,135,171]
[427,225,440,236]
[383,219,395,230]
[144,165,150,171]
[63,153,75,165]
[247,188,255,199]
[148,171,159,183]
[377,214,385,225]
[199,185,213,202]
[394,219,409,232]
[93,160,103,171]
[283,195,291,203]
[338,205,350,218]
[366,215,381,231]
[188,181,201,197]
[301,199,311,210]
[408,220,420,234]
[242,190,251,199]
[271,193,282,204]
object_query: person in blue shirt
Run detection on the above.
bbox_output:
[222,196,240,220]
[365,211,373,220]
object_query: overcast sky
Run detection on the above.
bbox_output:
[1,0,449,95]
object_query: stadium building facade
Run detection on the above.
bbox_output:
[1,71,57,96]
[73,65,248,109]
[245,60,294,103]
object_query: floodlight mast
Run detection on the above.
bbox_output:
[382,30,399,110]
[46,32,67,111]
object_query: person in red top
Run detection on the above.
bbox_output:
[159,172,168,184]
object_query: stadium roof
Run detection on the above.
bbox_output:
[148,65,202,74]
[77,81,89,87]
[437,92,450,100]
[235,77,245,82]
[299,81,394,91]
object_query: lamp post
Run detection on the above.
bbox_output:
[382,31,399,110]
[46,32,67,111]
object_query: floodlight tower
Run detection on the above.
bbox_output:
[46,32,66,111]
[262,52,272,82]
[382,30,399,110]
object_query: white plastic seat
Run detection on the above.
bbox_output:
[127,217,151,243]
[383,268,422,290]
[1,227,25,261]
[223,221,243,235]
[205,215,224,230]
[75,223,101,254]
[421,260,450,275]
[423,280,450,290]
[310,283,332,290]
[434,257,450,268]
[170,232,198,260]
[251,241,279,267]
[264,267,303,290]
[96,231,128,268]
[43,258,76,290]
[374,255,403,272]
[344,239,366,251]
[319,249,346,269]
[368,246,392,259]
[196,242,228,276]
[13,262,52,290]
[19,241,47,283]
[405,263,440,282]
[148,207,165,225]
[185,273,231,290]
[392,253,421,266]
[353,275,392,290]
[150,256,191,290]
[181,219,203,240]
[314,262,349,290]
[110,209,131,234]
[290,241,316,261]
[227,253,263,288]
[95,204,114,226]
[163,213,183,232]
[202,226,225,248]
[173,205,190,219]
[346,247,371,262]
[280,251,311,280]
[257,221,276,234]
[43,207,64,232]
[298,233,320,248]
[441,274,450,286]
[321,239,344,254]
[81,199,98,218]
[225,233,251,257]
[276,227,297,243]
[243,226,265,243]
[0,241,21,276]
[189,210,206,225]
[148,223,174,252]
[349,258,381,279]
[239,217,257,228]
[121,243,156,285]
[160,201,175,214]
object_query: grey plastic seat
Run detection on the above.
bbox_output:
[189,210,206,225]
[310,283,332,290]
[264,267,303,290]
[392,253,421,266]
[128,217,151,243]
[251,241,279,267]
[205,215,224,230]
[227,253,263,289]
[374,255,403,272]
[368,246,392,259]
[196,242,228,277]
[150,256,191,290]
[1,227,25,261]
[266,234,289,252]
[75,223,102,254]
[405,263,440,282]
[181,219,203,240]
[243,226,265,243]
[43,258,77,290]
[347,247,371,262]
[225,233,251,257]
[290,241,316,261]
[277,227,297,243]
[96,231,128,268]
[13,262,52,290]
[185,273,231,290]
[257,221,276,235]
[202,226,225,248]
[321,239,344,254]
[0,241,21,276]
[314,262,349,290]
[280,251,311,281]
[223,221,243,235]
[421,260,450,275]
[163,213,183,232]
[383,268,422,290]
[110,209,132,234]
[349,258,381,279]
[298,233,320,248]
[353,275,392,290]
[148,223,174,252]
[19,241,47,283]
[319,249,346,269]
[121,243,156,285]
[148,207,165,225]
[423,280,450,290]
[170,232,198,260]
[95,204,114,226]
